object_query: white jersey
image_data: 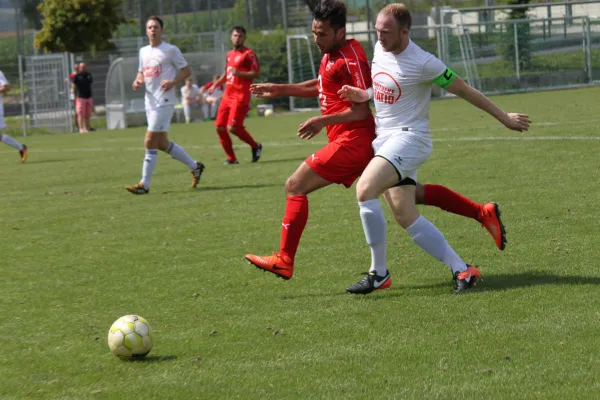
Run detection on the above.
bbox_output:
[138,42,188,110]
[372,40,447,136]
[180,84,200,104]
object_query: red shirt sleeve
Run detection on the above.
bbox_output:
[337,44,371,90]
[244,50,260,73]
[202,82,212,90]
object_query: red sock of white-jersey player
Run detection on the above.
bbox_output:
[216,129,237,161]
[279,195,309,263]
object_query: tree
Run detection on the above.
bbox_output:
[34,0,130,53]
[500,0,532,71]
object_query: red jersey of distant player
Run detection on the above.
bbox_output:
[317,38,375,142]
[303,39,375,188]
[223,46,259,104]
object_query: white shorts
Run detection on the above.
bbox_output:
[372,130,432,182]
[146,106,175,133]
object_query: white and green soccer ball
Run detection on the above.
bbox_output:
[108,315,154,358]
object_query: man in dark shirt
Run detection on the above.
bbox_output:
[72,63,93,133]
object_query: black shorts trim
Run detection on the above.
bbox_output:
[374,155,417,187]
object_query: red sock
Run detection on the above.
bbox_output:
[216,128,236,161]
[423,184,483,223]
[279,195,309,262]
[232,127,258,149]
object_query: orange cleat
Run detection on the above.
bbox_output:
[454,265,481,293]
[245,252,294,280]
[480,202,506,251]
[19,145,27,163]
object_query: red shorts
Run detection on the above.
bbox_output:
[76,98,93,118]
[215,99,249,128]
[305,130,374,188]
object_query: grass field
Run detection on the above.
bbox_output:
[2,87,600,399]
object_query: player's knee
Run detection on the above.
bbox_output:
[356,179,378,202]
[227,126,237,135]
[285,175,303,196]
[392,206,417,229]
[143,136,154,149]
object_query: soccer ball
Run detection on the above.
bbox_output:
[264,108,274,117]
[108,315,154,358]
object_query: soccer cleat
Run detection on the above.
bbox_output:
[453,265,481,293]
[223,159,239,165]
[245,252,294,280]
[126,183,149,195]
[346,270,392,294]
[480,202,507,251]
[191,162,205,188]
[251,143,263,163]
[19,145,27,163]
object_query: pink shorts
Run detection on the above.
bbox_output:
[76,98,93,118]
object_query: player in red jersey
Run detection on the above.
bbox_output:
[209,26,262,165]
[244,0,375,280]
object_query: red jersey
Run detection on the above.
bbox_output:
[318,39,374,141]
[69,72,76,82]
[224,47,259,103]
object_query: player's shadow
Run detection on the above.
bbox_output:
[124,355,178,363]
[28,159,74,164]
[200,183,281,191]
[259,157,307,164]
[406,272,600,292]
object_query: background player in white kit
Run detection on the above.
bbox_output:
[0,69,27,163]
[340,4,531,294]
[180,77,201,123]
[127,16,205,195]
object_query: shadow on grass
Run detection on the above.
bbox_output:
[28,159,76,164]
[259,157,306,165]
[124,355,178,363]
[279,272,600,300]
[407,272,600,292]
[155,183,281,194]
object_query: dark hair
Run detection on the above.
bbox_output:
[146,16,164,29]
[312,0,346,30]
[232,25,247,36]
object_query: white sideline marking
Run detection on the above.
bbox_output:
[1,135,600,155]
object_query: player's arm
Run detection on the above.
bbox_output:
[209,67,227,93]
[71,82,76,97]
[233,51,260,79]
[251,79,319,98]
[442,73,531,132]
[172,65,192,86]
[297,102,370,139]
[133,52,144,91]
[0,84,9,94]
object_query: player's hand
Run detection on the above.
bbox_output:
[208,85,215,94]
[230,67,239,76]
[338,85,370,103]
[132,79,143,91]
[501,112,531,132]
[250,83,281,98]
[298,116,325,140]
[160,80,175,91]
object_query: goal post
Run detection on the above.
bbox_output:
[286,35,319,111]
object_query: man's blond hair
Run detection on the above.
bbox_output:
[379,3,412,30]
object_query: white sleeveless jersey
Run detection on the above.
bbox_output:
[139,42,188,110]
[372,40,447,135]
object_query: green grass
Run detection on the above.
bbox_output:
[2,87,600,399]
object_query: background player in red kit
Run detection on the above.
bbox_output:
[209,26,262,164]
[245,0,374,279]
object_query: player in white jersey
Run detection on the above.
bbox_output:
[0,69,27,163]
[127,16,205,195]
[180,78,201,123]
[340,4,531,294]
